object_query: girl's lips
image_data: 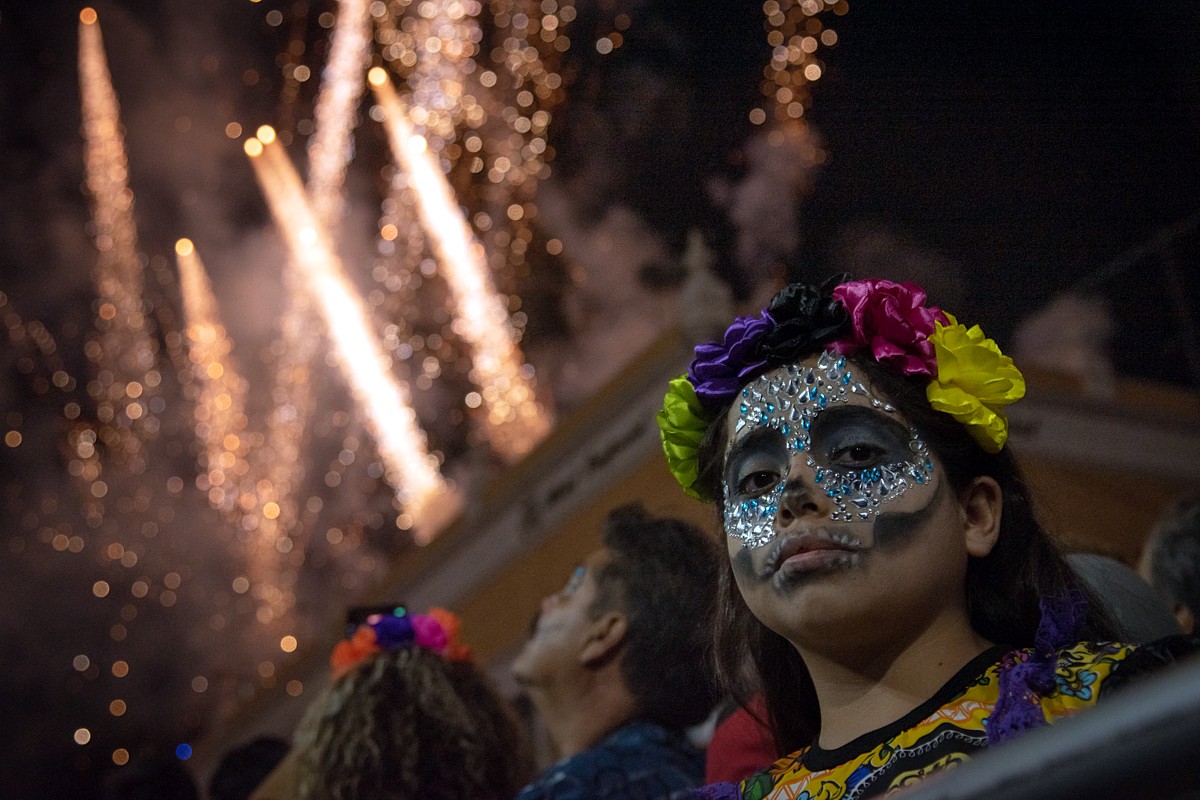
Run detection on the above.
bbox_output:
[778,546,857,577]
[767,531,863,575]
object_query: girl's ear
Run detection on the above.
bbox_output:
[959,476,1002,558]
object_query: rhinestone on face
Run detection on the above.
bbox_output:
[723,351,935,547]
[723,480,785,548]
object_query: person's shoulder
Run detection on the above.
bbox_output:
[1030,641,1134,710]
[1053,636,1200,675]
[705,703,776,784]
[1033,638,1200,715]
[1100,634,1200,696]
[603,720,703,762]
[514,755,597,800]
[517,725,704,800]
[1054,639,1137,667]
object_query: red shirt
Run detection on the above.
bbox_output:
[704,697,777,784]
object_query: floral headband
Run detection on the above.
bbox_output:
[330,606,472,680]
[657,277,1026,502]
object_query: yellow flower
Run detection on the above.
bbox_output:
[926,314,1025,453]
[657,374,713,501]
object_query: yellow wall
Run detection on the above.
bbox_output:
[1022,457,1193,564]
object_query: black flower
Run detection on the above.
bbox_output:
[759,274,850,362]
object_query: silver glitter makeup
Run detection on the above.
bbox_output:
[723,350,935,547]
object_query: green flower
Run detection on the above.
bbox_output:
[657,374,714,501]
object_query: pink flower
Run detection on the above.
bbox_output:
[411,614,449,653]
[830,279,948,376]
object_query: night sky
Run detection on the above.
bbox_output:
[1,1,1198,796]
[796,2,1200,384]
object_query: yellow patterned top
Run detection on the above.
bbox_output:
[739,642,1135,800]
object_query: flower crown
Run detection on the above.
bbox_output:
[330,606,472,680]
[658,277,1026,502]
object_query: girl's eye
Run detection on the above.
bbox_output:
[738,470,779,496]
[830,444,884,466]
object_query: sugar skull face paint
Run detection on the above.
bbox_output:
[722,350,936,547]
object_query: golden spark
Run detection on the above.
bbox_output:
[370,67,551,461]
[175,239,251,519]
[78,10,161,466]
[247,133,460,537]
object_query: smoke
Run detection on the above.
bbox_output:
[1014,292,1116,398]
[828,220,969,312]
[708,124,822,293]
[532,182,678,407]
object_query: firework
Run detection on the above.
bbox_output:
[308,0,373,227]
[755,0,843,126]
[370,68,551,460]
[78,9,162,468]
[247,131,459,537]
[264,0,374,555]
[175,239,251,519]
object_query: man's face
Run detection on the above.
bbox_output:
[511,549,610,688]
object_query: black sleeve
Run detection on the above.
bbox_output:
[1100,635,1200,697]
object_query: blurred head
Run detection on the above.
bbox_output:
[1067,552,1181,642]
[1142,492,1200,634]
[102,753,198,800]
[511,549,612,695]
[512,503,722,731]
[659,277,1116,752]
[208,736,289,800]
[294,620,530,800]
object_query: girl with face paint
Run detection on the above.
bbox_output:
[659,278,1196,799]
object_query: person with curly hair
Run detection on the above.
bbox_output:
[511,503,723,800]
[257,607,532,800]
[656,276,1197,799]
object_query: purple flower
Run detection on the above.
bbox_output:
[371,614,415,649]
[688,312,774,410]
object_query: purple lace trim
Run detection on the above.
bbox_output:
[689,783,741,800]
[987,591,1087,745]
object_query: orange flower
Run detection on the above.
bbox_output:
[427,607,473,662]
[330,625,380,680]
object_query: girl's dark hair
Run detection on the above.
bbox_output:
[698,355,1119,757]
[293,648,532,800]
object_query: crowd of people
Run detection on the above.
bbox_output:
[106,276,1199,800]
